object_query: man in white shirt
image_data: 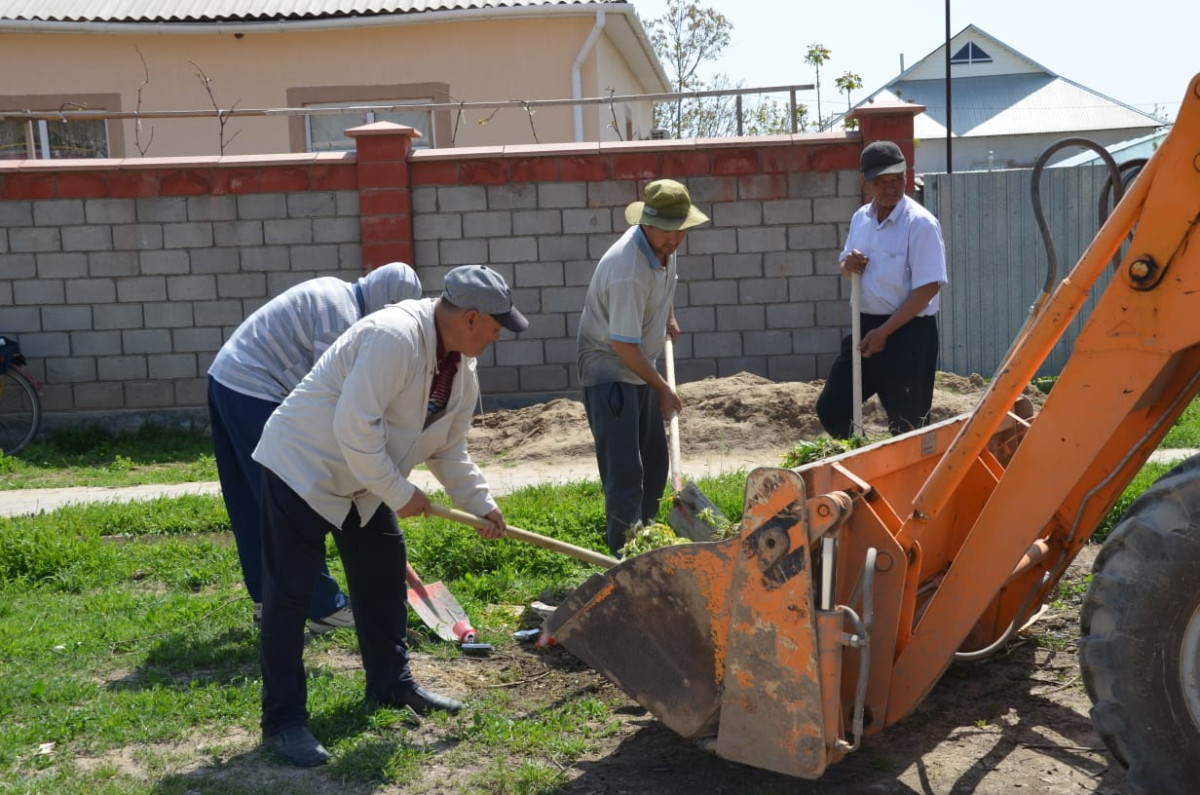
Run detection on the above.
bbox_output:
[816,140,948,438]
[252,265,528,767]
[577,179,709,555]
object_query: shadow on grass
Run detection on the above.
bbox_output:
[145,698,452,795]
[104,625,259,694]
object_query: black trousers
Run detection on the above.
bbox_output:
[816,314,939,439]
[259,468,415,735]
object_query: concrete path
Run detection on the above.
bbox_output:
[0,449,775,518]
[2,448,1196,519]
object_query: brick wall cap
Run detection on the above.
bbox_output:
[848,100,926,120]
[346,121,422,139]
[0,158,124,173]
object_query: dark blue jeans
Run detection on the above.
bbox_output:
[207,376,347,618]
[259,468,416,735]
[582,382,669,555]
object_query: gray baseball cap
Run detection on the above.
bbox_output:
[442,265,529,333]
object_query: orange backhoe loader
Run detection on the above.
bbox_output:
[547,74,1200,795]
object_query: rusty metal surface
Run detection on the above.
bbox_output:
[547,466,836,777]
[546,539,740,739]
[713,468,829,778]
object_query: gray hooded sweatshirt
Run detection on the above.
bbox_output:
[208,262,423,403]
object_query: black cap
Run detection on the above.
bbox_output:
[861,141,906,181]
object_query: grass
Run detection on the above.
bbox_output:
[1,397,1198,791]
[0,422,216,490]
[0,470,744,794]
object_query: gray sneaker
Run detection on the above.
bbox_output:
[308,603,354,634]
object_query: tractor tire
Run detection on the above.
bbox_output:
[1079,455,1200,795]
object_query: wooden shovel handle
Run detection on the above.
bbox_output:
[663,337,684,492]
[428,504,618,569]
[405,562,427,595]
[851,272,864,437]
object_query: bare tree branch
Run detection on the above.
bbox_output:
[133,46,155,156]
[189,60,242,155]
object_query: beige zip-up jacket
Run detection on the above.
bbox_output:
[253,298,495,527]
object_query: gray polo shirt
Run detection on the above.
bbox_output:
[577,225,677,386]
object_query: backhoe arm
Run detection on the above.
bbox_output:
[887,73,1200,723]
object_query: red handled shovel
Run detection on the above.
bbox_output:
[405,562,478,644]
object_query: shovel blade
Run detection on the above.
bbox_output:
[668,481,727,542]
[407,581,475,643]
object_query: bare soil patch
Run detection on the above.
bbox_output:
[467,371,1033,466]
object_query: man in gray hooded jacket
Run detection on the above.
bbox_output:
[207,263,423,633]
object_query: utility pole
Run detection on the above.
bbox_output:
[945,0,953,173]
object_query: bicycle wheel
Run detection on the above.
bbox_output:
[0,368,41,455]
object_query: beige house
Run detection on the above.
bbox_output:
[0,0,668,159]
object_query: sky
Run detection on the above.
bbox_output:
[628,0,1194,122]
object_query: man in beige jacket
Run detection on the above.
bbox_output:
[252,265,528,766]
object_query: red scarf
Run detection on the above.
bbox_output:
[427,332,460,415]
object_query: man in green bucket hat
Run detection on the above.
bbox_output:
[576,179,710,555]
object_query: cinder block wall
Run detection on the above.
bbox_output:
[0,105,920,426]
[0,157,364,423]
[408,168,862,397]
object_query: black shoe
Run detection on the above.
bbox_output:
[376,685,462,716]
[263,725,330,767]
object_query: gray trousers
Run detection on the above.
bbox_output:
[582,382,669,555]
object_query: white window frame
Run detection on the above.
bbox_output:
[303,101,434,152]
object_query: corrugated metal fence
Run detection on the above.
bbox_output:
[925,165,1123,378]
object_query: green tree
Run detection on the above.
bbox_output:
[834,71,864,130]
[647,0,734,137]
[805,43,832,130]
[744,98,810,136]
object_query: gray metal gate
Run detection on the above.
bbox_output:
[924,165,1120,378]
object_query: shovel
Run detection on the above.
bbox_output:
[851,271,865,437]
[405,562,478,644]
[428,503,618,569]
[663,337,729,542]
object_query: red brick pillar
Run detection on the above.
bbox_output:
[346,121,421,269]
[847,101,926,190]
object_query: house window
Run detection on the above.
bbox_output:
[0,93,121,159]
[288,84,450,152]
[0,118,110,160]
[304,101,433,152]
[951,42,993,66]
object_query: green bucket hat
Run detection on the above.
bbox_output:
[624,179,710,231]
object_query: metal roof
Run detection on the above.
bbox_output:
[0,0,624,24]
[897,73,1163,139]
[1051,129,1169,168]
[850,24,1163,143]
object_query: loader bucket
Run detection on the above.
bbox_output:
[546,468,837,778]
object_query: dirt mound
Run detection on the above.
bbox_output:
[469,371,1038,465]
[469,398,594,463]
